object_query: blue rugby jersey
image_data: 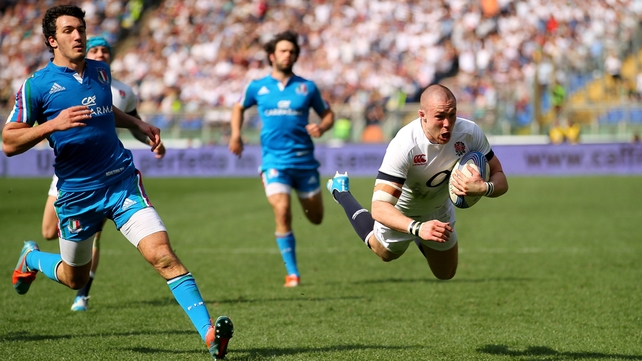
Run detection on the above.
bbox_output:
[240,74,329,170]
[6,59,135,191]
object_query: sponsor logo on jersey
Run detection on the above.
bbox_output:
[49,83,66,95]
[413,154,427,165]
[90,105,113,116]
[454,141,466,156]
[122,198,137,210]
[82,96,97,107]
[278,100,291,108]
[264,100,303,116]
[295,84,308,95]
[118,90,126,98]
[97,68,109,85]
[258,86,270,95]
[82,95,113,116]
[68,219,82,234]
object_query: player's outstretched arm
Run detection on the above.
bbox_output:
[372,200,452,243]
[2,122,52,156]
[113,106,161,153]
[306,108,335,138]
[450,164,488,197]
[228,103,245,157]
[486,156,508,198]
[371,199,415,233]
[126,109,166,159]
[371,179,452,243]
[2,105,91,156]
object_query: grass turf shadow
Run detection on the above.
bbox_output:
[478,344,642,360]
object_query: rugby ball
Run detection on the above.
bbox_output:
[449,151,490,209]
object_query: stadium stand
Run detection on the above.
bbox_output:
[2,0,642,143]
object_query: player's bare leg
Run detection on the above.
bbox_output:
[137,230,233,360]
[298,191,323,225]
[90,234,101,274]
[366,234,403,262]
[56,261,93,290]
[267,192,300,286]
[42,195,58,240]
[137,231,188,278]
[71,226,103,311]
[419,242,458,280]
[12,237,92,295]
[268,193,292,234]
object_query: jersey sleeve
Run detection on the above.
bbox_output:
[5,77,43,127]
[378,136,411,180]
[239,81,258,108]
[123,88,138,114]
[308,81,329,116]
[471,122,492,158]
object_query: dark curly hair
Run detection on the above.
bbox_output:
[263,30,300,66]
[42,5,86,54]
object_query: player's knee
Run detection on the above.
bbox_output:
[307,213,323,225]
[68,281,85,290]
[152,252,180,270]
[67,273,90,290]
[42,222,58,241]
[275,214,292,229]
[377,251,401,263]
[42,225,58,241]
[433,269,456,280]
[369,239,400,262]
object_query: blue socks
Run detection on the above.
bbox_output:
[167,273,211,341]
[27,250,62,282]
[276,232,298,276]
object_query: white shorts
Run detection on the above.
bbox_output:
[372,202,458,254]
[264,182,321,199]
[59,236,94,267]
[48,174,59,197]
[58,207,166,266]
[119,207,167,247]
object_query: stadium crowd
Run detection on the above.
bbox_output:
[0,0,145,108]
[1,0,641,132]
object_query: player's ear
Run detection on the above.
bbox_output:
[48,36,58,49]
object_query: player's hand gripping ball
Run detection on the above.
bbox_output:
[449,151,490,209]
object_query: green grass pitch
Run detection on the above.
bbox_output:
[1,176,641,360]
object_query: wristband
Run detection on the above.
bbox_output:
[484,182,494,197]
[407,220,422,237]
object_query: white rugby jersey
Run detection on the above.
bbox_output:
[378,117,491,216]
[111,78,137,113]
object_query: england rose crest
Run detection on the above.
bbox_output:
[454,141,466,156]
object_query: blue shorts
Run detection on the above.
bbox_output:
[55,170,153,241]
[261,168,321,197]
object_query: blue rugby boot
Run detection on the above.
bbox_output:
[326,171,350,202]
[12,241,39,295]
[71,296,90,311]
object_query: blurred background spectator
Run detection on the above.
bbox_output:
[2,0,642,145]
